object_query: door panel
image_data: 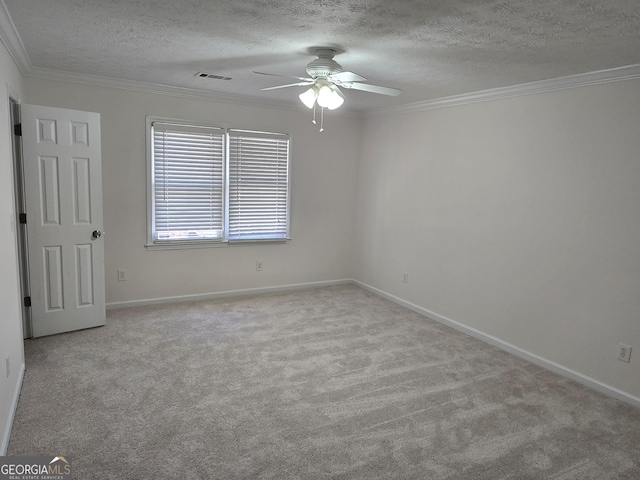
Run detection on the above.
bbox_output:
[22,104,105,337]
[75,243,94,306]
[39,156,61,224]
[43,245,64,311]
[72,157,92,224]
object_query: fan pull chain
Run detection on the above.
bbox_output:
[312,103,317,125]
[319,106,324,132]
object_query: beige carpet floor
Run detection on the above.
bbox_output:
[8,284,640,479]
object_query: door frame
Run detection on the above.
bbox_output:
[10,97,32,338]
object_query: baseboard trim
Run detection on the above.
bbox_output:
[354,280,640,409]
[1,361,25,455]
[106,279,354,310]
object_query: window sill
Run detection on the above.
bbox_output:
[145,238,290,251]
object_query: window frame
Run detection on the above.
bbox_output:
[146,116,291,250]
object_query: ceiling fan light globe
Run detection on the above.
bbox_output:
[316,85,334,108]
[299,88,317,109]
[327,92,344,110]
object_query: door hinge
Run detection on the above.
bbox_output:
[19,213,27,224]
[24,296,31,307]
[14,123,22,136]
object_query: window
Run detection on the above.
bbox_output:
[147,118,290,248]
[228,130,290,241]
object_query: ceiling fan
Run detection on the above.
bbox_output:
[254,48,401,131]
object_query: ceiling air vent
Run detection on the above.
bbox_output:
[195,72,232,81]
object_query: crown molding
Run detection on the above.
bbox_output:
[23,66,361,118]
[0,0,30,73]
[27,66,299,109]
[366,64,640,118]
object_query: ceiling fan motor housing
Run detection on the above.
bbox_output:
[306,49,343,79]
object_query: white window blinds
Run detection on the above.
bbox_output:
[152,122,225,241]
[228,130,290,241]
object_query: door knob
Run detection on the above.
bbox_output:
[92,230,104,239]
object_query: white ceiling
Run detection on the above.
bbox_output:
[2,0,640,111]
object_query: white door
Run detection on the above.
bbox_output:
[22,104,105,337]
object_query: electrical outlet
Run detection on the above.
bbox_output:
[617,344,632,363]
[5,356,10,378]
[402,272,409,283]
[117,269,127,281]
[256,261,263,272]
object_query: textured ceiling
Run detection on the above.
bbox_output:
[2,0,640,111]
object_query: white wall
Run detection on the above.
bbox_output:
[13,66,640,424]
[23,79,361,304]
[0,39,25,453]
[355,78,640,400]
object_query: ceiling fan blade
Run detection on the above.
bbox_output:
[253,71,313,82]
[260,81,315,91]
[341,82,401,96]
[329,71,367,83]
